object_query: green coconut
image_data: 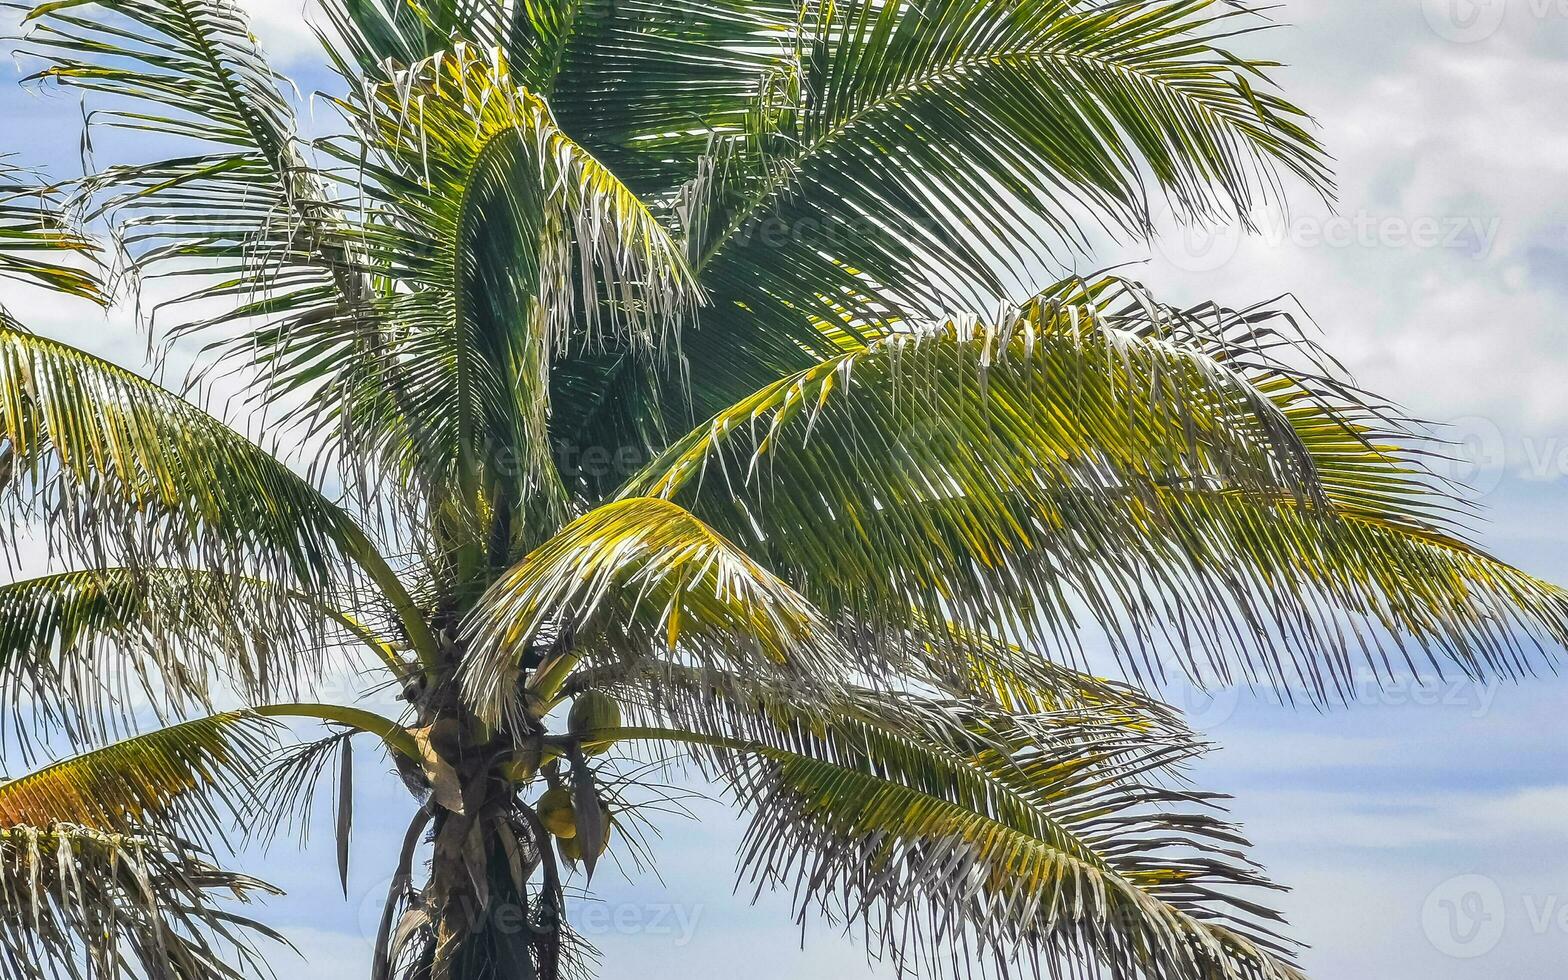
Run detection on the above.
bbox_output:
[556,802,613,865]
[537,786,576,839]
[568,692,622,755]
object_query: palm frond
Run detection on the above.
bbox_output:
[313,43,700,551]
[0,567,389,749]
[0,320,384,596]
[320,0,515,73]
[669,0,1333,421]
[524,0,795,192]
[18,0,389,444]
[585,680,1302,980]
[869,617,1194,730]
[0,712,278,846]
[620,280,1568,700]
[0,160,102,306]
[622,293,1317,658]
[325,0,793,190]
[462,496,852,730]
[0,824,283,980]
[1029,276,1568,693]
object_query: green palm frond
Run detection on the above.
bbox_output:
[620,282,1567,700]
[523,0,795,191]
[669,0,1333,419]
[0,824,282,980]
[320,0,509,73]
[0,321,383,594]
[324,0,791,190]
[312,43,700,547]
[877,617,1194,729]
[0,712,277,840]
[462,496,852,729]
[0,160,102,305]
[0,567,399,748]
[1028,276,1568,692]
[582,680,1301,980]
[621,293,1318,651]
[20,0,329,276]
[19,0,386,429]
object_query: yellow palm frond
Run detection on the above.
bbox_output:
[0,713,277,840]
[462,496,852,729]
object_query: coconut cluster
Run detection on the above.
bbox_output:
[530,692,622,864]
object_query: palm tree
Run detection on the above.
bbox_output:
[0,0,1560,977]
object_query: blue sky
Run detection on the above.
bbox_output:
[2,1,1567,977]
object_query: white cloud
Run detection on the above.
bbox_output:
[239,0,331,67]
[1094,1,1568,483]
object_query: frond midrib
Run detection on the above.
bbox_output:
[698,27,1312,273]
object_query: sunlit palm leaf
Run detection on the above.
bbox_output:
[0,161,101,306]
[670,0,1334,423]
[622,295,1317,651]
[872,617,1194,730]
[621,282,1567,700]
[0,320,381,595]
[1026,276,1568,693]
[19,0,389,448]
[0,4,1557,979]
[324,0,789,192]
[0,824,282,980]
[315,44,699,549]
[462,496,852,729]
[0,712,277,839]
[527,0,795,192]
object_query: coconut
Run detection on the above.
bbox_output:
[537,786,577,839]
[503,742,543,784]
[557,802,613,864]
[568,692,622,755]
[557,834,582,864]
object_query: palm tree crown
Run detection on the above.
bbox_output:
[0,1,1560,978]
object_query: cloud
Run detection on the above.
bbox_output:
[238,0,331,67]
[1089,1,1568,480]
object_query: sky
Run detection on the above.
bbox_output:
[2,1,1567,977]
